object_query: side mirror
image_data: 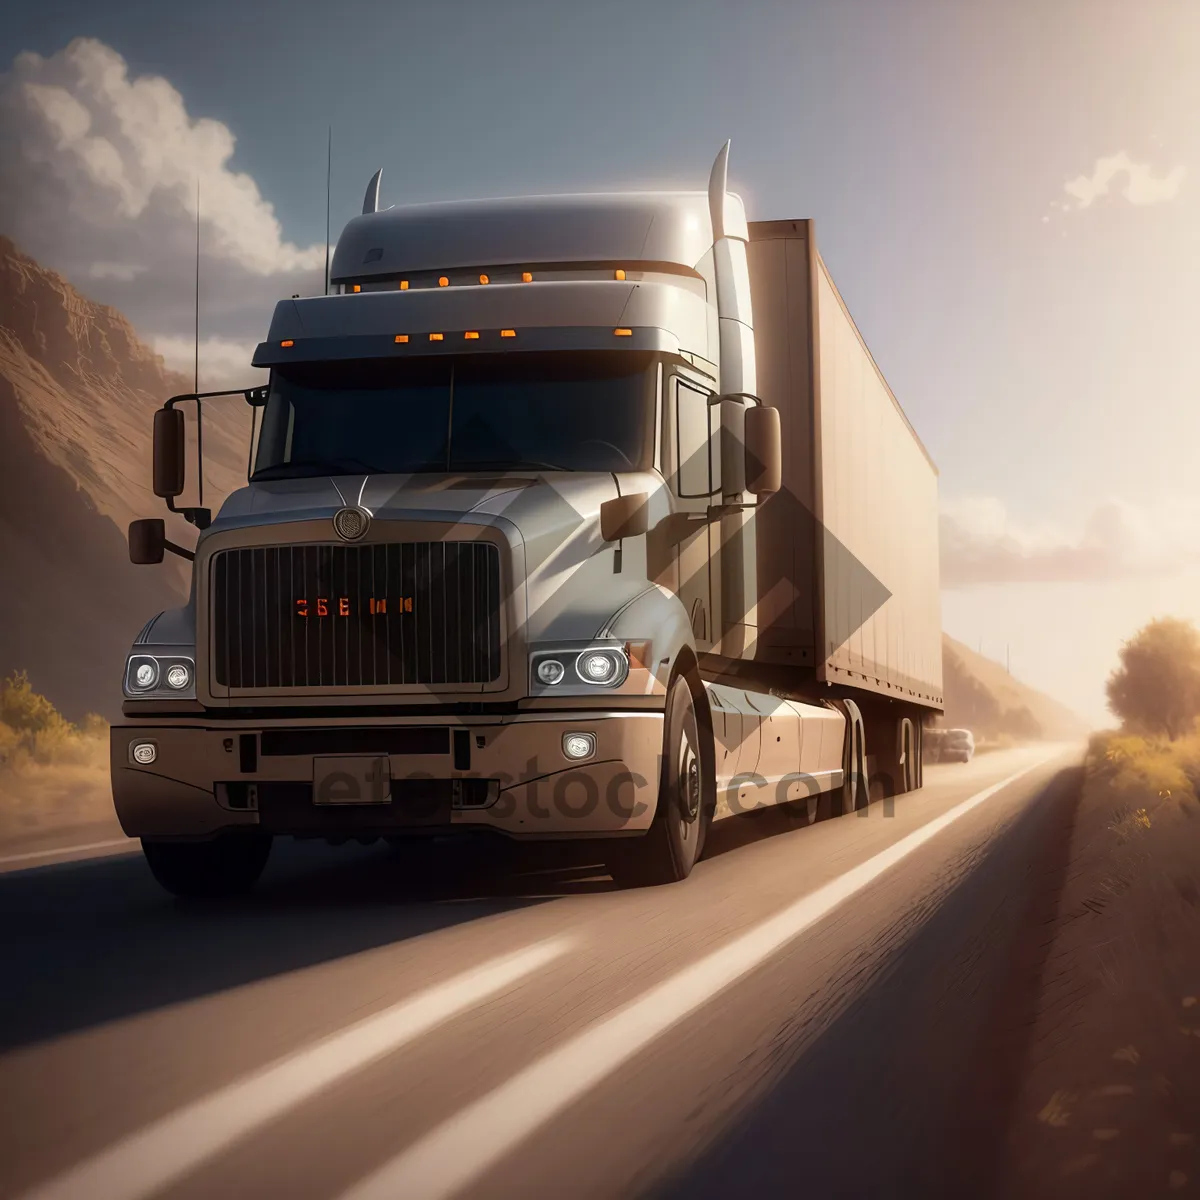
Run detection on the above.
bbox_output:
[600,492,650,542]
[153,407,185,499]
[129,518,166,565]
[743,405,782,497]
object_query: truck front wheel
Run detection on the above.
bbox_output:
[607,676,710,887]
[141,833,273,899]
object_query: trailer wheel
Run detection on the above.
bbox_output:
[912,720,924,789]
[141,834,272,900]
[833,700,868,817]
[608,675,710,887]
[899,718,919,792]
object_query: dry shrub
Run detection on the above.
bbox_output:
[1087,728,1200,810]
[0,671,112,838]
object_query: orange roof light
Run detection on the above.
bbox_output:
[521,271,533,283]
[479,274,490,285]
[394,334,409,343]
[614,328,633,337]
[280,339,294,348]
[500,329,517,338]
[438,276,449,287]
[614,269,626,280]
[429,332,444,342]
[352,284,361,293]
[399,280,409,290]
[464,331,480,340]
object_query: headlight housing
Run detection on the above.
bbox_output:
[124,653,196,698]
[529,643,631,692]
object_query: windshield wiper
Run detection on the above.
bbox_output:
[452,458,573,472]
[252,457,382,480]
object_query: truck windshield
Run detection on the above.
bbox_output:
[252,351,657,478]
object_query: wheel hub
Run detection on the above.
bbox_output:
[679,740,701,823]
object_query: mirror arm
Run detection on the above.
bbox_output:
[710,391,762,407]
[164,539,195,563]
[161,385,260,526]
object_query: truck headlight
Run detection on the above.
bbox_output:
[529,644,630,691]
[165,663,192,690]
[124,653,196,697]
[577,650,624,685]
[536,658,566,685]
[130,656,159,690]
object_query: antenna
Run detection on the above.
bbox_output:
[194,178,200,394]
[194,177,204,508]
[324,127,332,296]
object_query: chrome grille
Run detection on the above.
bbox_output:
[211,542,502,689]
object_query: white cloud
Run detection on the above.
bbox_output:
[1054,150,1185,214]
[0,38,324,354]
[940,494,1200,586]
[87,261,146,281]
[151,334,266,391]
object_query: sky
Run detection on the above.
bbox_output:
[1,0,1198,726]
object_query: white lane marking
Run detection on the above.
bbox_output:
[19,938,572,1200]
[341,754,1060,1200]
[0,838,133,869]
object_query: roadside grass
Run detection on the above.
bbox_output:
[0,671,114,841]
[999,725,1200,1197]
[1085,727,1200,816]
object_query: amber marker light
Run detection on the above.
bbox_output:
[614,328,633,337]
[615,269,626,280]
[280,340,294,347]
[394,334,409,343]
[521,271,533,282]
[464,331,480,340]
[352,284,361,292]
[500,329,517,338]
[399,280,409,290]
[429,333,444,342]
[438,276,449,287]
[479,274,490,285]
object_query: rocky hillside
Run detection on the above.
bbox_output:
[0,236,246,719]
[940,634,1088,740]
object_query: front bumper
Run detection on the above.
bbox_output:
[110,711,664,841]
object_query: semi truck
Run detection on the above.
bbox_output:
[114,143,943,898]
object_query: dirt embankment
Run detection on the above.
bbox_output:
[992,733,1200,1197]
[940,634,1089,744]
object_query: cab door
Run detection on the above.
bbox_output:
[669,373,721,651]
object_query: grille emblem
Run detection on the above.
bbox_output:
[333,506,370,541]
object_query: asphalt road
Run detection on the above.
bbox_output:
[0,743,1083,1200]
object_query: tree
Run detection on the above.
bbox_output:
[1106,617,1200,740]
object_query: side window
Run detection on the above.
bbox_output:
[674,378,721,498]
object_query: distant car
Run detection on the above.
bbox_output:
[940,728,975,763]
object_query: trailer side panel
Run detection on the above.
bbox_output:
[812,252,942,706]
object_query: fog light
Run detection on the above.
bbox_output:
[563,733,595,760]
[537,658,565,685]
[131,741,157,765]
[133,659,159,689]
[165,663,191,690]
[578,651,618,684]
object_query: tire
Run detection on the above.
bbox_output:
[142,833,273,899]
[833,700,868,817]
[608,675,711,887]
[899,717,917,794]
